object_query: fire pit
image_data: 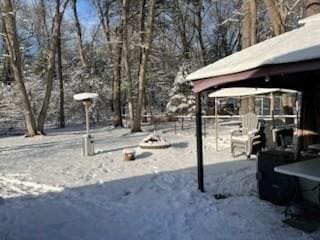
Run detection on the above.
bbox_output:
[139,134,171,149]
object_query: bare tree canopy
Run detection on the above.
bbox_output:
[0,0,310,135]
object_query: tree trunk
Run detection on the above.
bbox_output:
[193,0,207,65]
[57,11,65,128]
[122,0,134,127]
[240,0,256,114]
[0,0,38,136]
[71,0,87,67]
[131,0,156,132]
[249,0,257,46]
[241,0,257,49]
[263,0,285,35]
[112,36,123,127]
[37,0,69,133]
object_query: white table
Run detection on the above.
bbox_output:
[274,158,320,182]
[308,144,320,153]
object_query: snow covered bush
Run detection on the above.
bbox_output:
[166,64,195,116]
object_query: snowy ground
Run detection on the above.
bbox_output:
[0,123,318,240]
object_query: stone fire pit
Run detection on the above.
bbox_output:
[139,134,171,149]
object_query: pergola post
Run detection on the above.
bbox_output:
[215,97,218,151]
[195,92,204,192]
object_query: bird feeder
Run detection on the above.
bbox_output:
[73,92,99,156]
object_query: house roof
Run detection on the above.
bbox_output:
[187,14,320,93]
[208,87,297,98]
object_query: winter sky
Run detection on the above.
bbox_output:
[64,0,98,31]
[76,0,97,27]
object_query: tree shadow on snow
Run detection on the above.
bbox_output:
[171,142,189,148]
[136,152,153,159]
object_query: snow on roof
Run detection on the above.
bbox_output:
[187,14,320,81]
[299,13,320,25]
[208,87,297,98]
[73,93,99,101]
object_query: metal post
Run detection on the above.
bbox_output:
[126,114,128,128]
[215,97,218,151]
[181,117,184,130]
[83,101,91,135]
[270,92,274,116]
[195,92,204,192]
[203,117,206,137]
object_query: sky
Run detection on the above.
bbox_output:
[76,0,98,27]
[65,0,98,30]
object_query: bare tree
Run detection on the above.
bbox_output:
[131,0,156,132]
[192,0,207,65]
[95,0,123,127]
[71,0,87,67]
[170,1,195,61]
[0,0,38,136]
[37,0,70,133]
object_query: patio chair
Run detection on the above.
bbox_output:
[231,112,261,159]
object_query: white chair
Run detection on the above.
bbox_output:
[231,112,261,159]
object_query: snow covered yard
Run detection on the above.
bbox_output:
[0,125,317,240]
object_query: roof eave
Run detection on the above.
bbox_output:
[192,59,320,93]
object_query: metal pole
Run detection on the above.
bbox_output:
[215,97,218,151]
[270,92,274,116]
[261,97,264,116]
[126,113,128,128]
[195,93,204,192]
[174,120,177,134]
[84,101,90,135]
[181,117,184,130]
[203,117,206,137]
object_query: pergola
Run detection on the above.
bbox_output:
[208,87,298,150]
[187,14,320,192]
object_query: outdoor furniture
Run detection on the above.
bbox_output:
[231,112,261,159]
[275,158,320,182]
[275,158,320,232]
[272,126,294,149]
[308,144,320,154]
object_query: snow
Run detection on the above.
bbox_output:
[299,13,320,25]
[0,124,318,239]
[73,92,99,101]
[209,87,297,98]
